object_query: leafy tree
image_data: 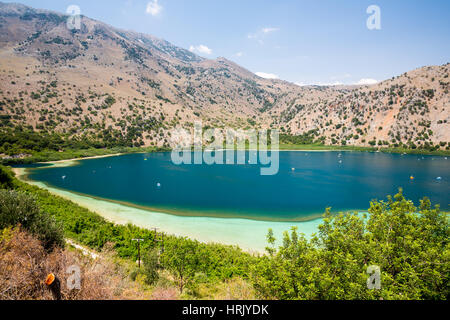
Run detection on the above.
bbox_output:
[0,190,64,249]
[142,247,160,285]
[251,189,449,300]
[0,165,15,189]
[161,237,199,293]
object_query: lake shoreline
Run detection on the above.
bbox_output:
[15,153,362,223]
[3,143,449,166]
[12,150,448,252]
[16,167,329,222]
[14,148,450,169]
[39,152,125,165]
[12,166,326,253]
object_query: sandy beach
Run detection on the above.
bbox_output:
[37,153,126,167]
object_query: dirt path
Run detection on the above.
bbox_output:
[66,239,99,260]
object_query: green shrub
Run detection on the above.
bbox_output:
[251,189,449,300]
[142,248,160,285]
[0,190,64,249]
[161,237,199,292]
[0,165,15,189]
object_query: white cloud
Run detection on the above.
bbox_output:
[255,72,279,80]
[294,76,378,87]
[355,78,378,85]
[247,27,280,44]
[189,44,213,55]
[294,79,379,87]
[146,0,162,16]
[235,52,244,57]
[317,81,344,86]
[294,81,344,86]
[262,27,280,34]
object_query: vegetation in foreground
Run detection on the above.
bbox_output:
[0,227,155,300]
[0,165,448,300]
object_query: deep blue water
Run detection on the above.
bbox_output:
[24,151,449,221]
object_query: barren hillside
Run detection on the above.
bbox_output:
[0,2,448,151]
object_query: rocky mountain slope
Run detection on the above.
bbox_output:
[0,2,448,151]
[277,65,450,149]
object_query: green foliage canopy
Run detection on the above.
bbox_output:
[0,189,64,249]
[251,189,449,300]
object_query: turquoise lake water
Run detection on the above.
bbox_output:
[24,151,450,222]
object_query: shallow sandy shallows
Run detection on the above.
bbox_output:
[13,166,324,253]
[38,153,125,167]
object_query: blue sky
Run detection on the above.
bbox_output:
[6,0,450,85]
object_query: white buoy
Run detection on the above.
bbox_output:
[157,182,161,188]
[62,175,66,180]
[436,177,442,181]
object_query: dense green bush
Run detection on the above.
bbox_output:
[0,165,14,189]
[280,131,321,145]
[0,189,64,249]
[251,189,449,300]
[160,237,199,292]
[142,248,160,285]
